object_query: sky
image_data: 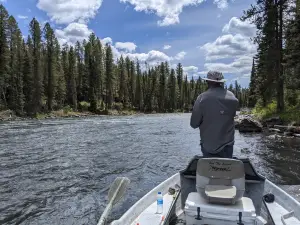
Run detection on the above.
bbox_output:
[1,0,257,87]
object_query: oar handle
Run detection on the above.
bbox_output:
[97,202,113,225]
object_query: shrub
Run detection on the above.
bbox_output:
[252,100,277,120]
[79,101,90,111]
[63,105,72,114]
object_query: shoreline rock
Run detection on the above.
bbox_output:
[234,113,300,138]
[237,116,263,133]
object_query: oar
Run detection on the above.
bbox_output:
[97,177,130,225]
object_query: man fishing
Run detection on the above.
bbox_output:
[190,71,239,158]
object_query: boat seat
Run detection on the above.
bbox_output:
[196,158,245,205]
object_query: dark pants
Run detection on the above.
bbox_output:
[201,144,233,158]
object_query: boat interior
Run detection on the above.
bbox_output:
[111,156,300,225]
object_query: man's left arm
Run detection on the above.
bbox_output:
[190,95,203,129]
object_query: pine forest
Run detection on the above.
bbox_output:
[0,4,249,117]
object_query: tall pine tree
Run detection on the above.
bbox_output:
[29,18,42,115]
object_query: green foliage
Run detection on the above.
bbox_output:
[252,100,277,120]
[63,105,72,114]
[253,99,300,124]
[78,101,90,111]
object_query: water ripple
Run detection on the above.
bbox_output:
[1,114,300,224]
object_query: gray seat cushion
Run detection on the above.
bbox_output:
[205,185,237,204]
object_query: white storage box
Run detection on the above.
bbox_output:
[185,192,257,225]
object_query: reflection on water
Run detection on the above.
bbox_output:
[1,113,300,224]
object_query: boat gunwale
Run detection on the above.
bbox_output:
[110,157,300,225]
[110,173,180,225]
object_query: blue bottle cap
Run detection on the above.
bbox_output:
[158,192,161,194]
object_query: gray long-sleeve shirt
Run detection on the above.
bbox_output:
[190,87,239,154]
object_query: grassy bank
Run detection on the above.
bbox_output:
[252,101,300,124]
[0,108,187,121]
[36,109,140,119]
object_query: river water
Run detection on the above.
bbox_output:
[1,113,300,225]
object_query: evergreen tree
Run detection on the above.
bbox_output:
[29,18,42,115]
[242,0,287,111]
[43,22,56,111]
[0,5,9,108]
[75,41,84,102]
[176,63,183,109]
[124,56,131,106]
[23,36,33,114]
[168,68,177,111]
[81,39,89,102]
[193,76,201,103]
[130,60,136,106]
[16,38,25,115]
[7,16,19,111]
[55,38,66,108]
[135,60,143,110]
[118,55,127,108]
[158,62,166,112]
[86,34,99,112]
[182,75,189,110]
[96,38,104,103]
[105,44,114,109]
[68,46,77,109]
[248,58,257,107]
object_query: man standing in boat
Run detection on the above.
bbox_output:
[190,71,239,158]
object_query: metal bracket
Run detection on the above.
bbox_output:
[195,207,202,220]
[237,212,244,225]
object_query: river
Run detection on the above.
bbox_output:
[1,113,300,225]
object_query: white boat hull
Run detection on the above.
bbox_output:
[110,157,300,225]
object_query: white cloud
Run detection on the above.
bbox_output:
[199,16,257,82]
[17,15,28,19]
[183,66,198,74]
[163,45,171,50]
[173,51,187,60]
[198,71,208,75]
[120,0,231,26]
[55,23,92,45]
[102,37,113,45]
[242,74,250,77]
[222,17,256,37]
[214,0,228,9]
[203,55,253,74]
[127,50,171,65]
[37,0,103,24]
[200,34,256,61]
[115,42,137,53]
[99,37,171,66]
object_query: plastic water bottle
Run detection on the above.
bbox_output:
[157,192,163,214]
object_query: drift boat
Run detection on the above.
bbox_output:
[104,156,300,225]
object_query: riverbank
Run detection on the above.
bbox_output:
[0,109,188,121]
[0,109,140,121]
[251,101,300,125]
[236,103,300,137]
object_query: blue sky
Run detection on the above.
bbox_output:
[1,0,256,87]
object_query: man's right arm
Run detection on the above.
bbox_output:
[190,95,203,129]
